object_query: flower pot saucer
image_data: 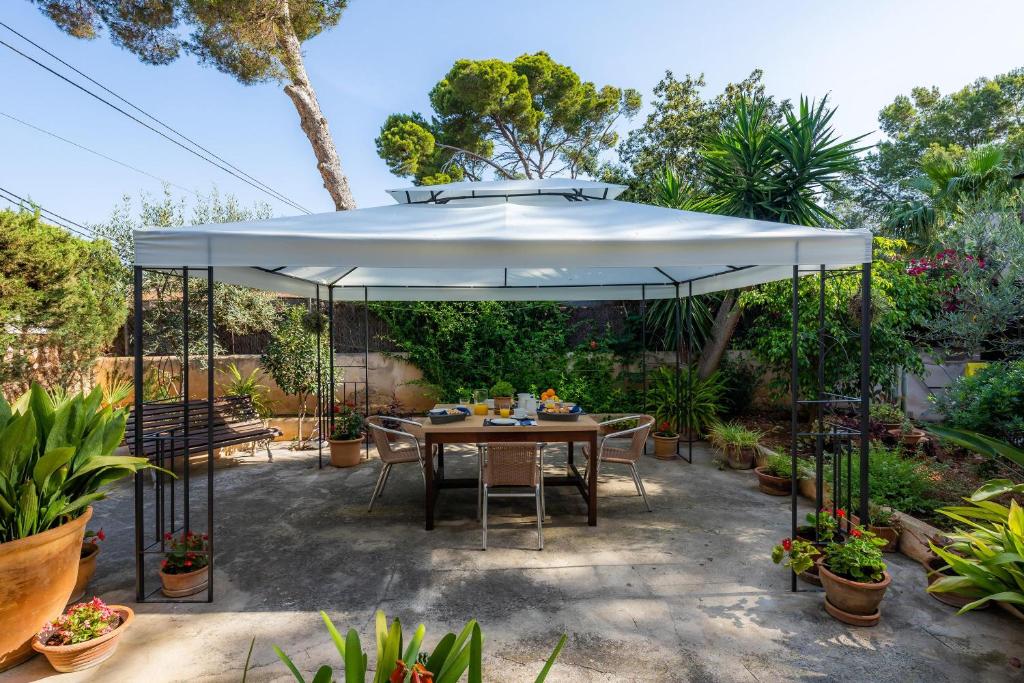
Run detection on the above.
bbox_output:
[824,597,880,626]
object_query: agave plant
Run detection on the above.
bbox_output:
[0,383,158,543]
[262,610,566,683]
[928,479,1024,614]
[645,365,725,437]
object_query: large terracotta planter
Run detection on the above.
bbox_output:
[797,476,817,500]
[32,605,133,673]
[755,467,791,496]
[160,565,209,598]
[329,437,363,467]
[69,543,100,604]
[870,525,900,553]
[0,507,92,671]
[726,446,756,470]
[887,428,927,447]
[818,558,891,626]
[924,556,986,610]
[652,434,679,459]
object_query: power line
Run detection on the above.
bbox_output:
[0,186,95,239]
[0,25,313,214]
[0,111,198,196]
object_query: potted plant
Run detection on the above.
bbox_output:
[796,458,819,500]
[772,536,820,580]
[923,553,987,610]
[0,385,156,671]
[69,529,106,604]
[645,366,725,440]
[159,531,210,598]
[328,403,365,468]
[490,381,516,412]
[817,525,891,626]
[32,597,133,673]
[755,454,792,496]
[869,402,904,431]
[707,422,762,470]
[651,421,679,459]
[888,416,926,447]
[791,509,844,586]
[864,503,901,553]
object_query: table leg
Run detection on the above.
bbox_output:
[438,442,445,481]
[567,440,574,474]
[587,432,597,526]
[425,435,435,531]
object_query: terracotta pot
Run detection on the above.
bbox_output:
[870,525,900,553]
[493,396,513,411]
[887,428,927,447]
[329,437,363,467]
[159,565,209,598]
[0,507,92,671]
[923,556,987,610]
[652,434,679,459]
[797,477,817,500]
[817,559,891,625]
[69,543,100,604]
[33,605,133,673]
[755,467,791,496]
[999,601,1024,621]
[726,445,756,470]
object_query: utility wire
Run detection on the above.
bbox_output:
[0,26,313,214]
[0,186,95,239]
[0,111,198,196]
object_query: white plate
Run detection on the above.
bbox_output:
[490,418,517,426]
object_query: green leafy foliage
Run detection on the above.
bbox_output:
[377,52,641,182]
[828,443,938,517]
[330,405,364,441]
[772,537,820,575]
[489,381,515,398]
[925,425,1024,470]
[265,610,566,683]
[707,421,762,451]
[262,306,333,440]
[38,597,123,646]
[645,366,725,436]
[933,361,1024,438]
[0,384,158,542]
[161,530,209,574]
[0,208,124,394]
[217,363,274,418]
[763,453,792,478]
[823,526,888,583]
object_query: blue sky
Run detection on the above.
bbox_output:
[2,1,1024,227]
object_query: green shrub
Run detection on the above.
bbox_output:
[933,360,1024,438]
[763,453,792,478]
[645,366,725,436]
[830,443,937,516]
[489,380,515,397]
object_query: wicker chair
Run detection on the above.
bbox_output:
[365,416,433,513]
[582,415,656,511]
[481,442,543,550]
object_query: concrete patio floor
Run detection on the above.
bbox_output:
[4,442,1024,682]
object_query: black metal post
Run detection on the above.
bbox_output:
[316,286,322,465]
[673,283,682,458]
[859,263,872,525]
[685,281,694,463]
[206,266,214,602]
[182,267,190,536]
[789,265,799,593]
[816,266,825,523]
[364,287,370,458]
[328,285,335,449]
[133,266,144,602]
[641,285,647,455]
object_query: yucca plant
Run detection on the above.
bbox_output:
[0,383,159,543]
[264,610,567,683]
[218,363,274,418]
[645,365,725,437]
[927,479,1024,614]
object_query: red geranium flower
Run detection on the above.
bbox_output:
[782,538,793,551]
[96,529,106,542]
[852,529,862,538]
[161,559,168,568]
[184,560,192,568]
[164,531,172,541]
[836,509,846,518]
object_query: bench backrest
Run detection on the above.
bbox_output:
[126,395,267,457]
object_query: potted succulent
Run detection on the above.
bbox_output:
[490,381,516,412]
[755,454,792,496]
[888,416,926,447]
[328,403,365,468]
[652,421,679,459]
[0,385,156,671]
[159,531,210,598]
[869,402,904,431]
[817,525,891,626]
[69,529,106,604]
[708,422,762,470]
[32,597,133,673]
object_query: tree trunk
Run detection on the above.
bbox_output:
[696,292,743,379]
[275,1,356,211]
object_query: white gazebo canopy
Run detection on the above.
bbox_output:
[134,179,872,301]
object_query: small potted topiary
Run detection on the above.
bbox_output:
[328,403,365,467]
[888,416,926,447]
[755,454,792,495]
[159,531,210,598]
[869,402,904,431]
[816,525,891,626]
[652,421,679,459]
[490,381,516,412]
[69,529,106,604]
[33,597,134,673]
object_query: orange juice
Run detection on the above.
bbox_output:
[499,408,510,418]
[473,403,489,415]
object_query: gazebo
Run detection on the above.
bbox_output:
[131,178,873,601]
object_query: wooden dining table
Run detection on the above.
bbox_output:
[419,410,599,530]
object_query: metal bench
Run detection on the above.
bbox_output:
[126,395,281,464]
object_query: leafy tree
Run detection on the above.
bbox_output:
[0,208,124,395]
[29,0,356,210]
[261,305,331,442]
[376,52,641,184]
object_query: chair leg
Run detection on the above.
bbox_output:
[481,486,488,551]
[631,463,652,512]
[379,463,392,496]
[477,446,483,521]
[367,464,389,512]
[535,484,544,550]
[539,450,546,519]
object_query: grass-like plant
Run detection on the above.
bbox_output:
[0,384,159,543]
[645,366,725,437]
[762,453,792,478]
[218,362,275,418]
[707,421,763,451]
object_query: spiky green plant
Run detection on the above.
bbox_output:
[645,365,725,437]
[266,610,567,683]
[217,363,274,417]
[0,383,159,543]
[707,421,763,452]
